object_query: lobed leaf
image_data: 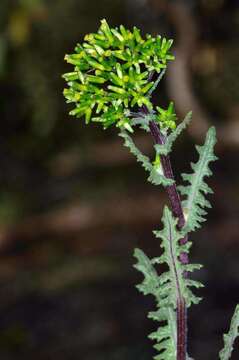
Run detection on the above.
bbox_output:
[178,126,217,234]
[219,304,239,360]
[134,207,203,359]
[119,130,174,187]
[154,111,192,156]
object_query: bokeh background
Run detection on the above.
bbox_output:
[0,0,239,359]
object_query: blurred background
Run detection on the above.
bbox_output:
[0,0,239,359]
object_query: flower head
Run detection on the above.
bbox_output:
[63,19,174,130]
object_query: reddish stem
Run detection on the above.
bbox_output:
[148,119,187,360]
[177,298,187,360]
[148,121,185,227]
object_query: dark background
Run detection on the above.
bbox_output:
[0,0,239,359]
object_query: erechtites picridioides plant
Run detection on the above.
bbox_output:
[63,19,239,360]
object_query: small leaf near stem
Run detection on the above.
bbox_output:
[219,304,239,360]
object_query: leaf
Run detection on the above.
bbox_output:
[148,167,174,187]
[119,130,152,171]
[148,308,177,360]
[154,112,192,156]
[219,305,239,360]
[119,130,174,187]
[147,69,166,97]
[134,248,160,296]
[134,207,203,360]
[134,205,203,307]
[152,207,203,308]
[166,111,192,151]
[178,126,217,234]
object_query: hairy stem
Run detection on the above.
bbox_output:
[147,117,188,360]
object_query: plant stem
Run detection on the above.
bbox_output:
[149,121,185,227]
[147,118,188,360]
[148,120,188,237]
[177,298,187,360]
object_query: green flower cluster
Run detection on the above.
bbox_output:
[63,19,174,130]
[156,102,177,130]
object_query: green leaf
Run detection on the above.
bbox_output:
[219,305,239,360]
[152,207,203,308]
[147,69,166,97]
[134,206,203,308]
[154,111,192,156]
[134,248,160,296]
[134,207,202,359]
[178,126,217,234]
[155,111,192,155]
[119,130,173,187]
[148,166,174,187]
[119,130,152,171]
[156,102,177,130]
